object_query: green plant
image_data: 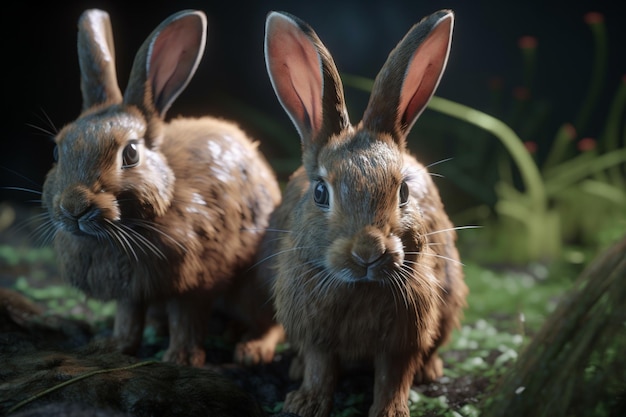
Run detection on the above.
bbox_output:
[490,12,626,259]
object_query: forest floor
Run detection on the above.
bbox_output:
[0,201,579,416]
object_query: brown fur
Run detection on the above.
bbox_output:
[262,10,468,417]
[41,9,283,367]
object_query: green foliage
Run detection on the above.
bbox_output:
[462,14,626,263]
[445,319,524,378]
[0,244,55,266]
[408,391,453,416]
[12,274,116,324]
[460,261,572,331]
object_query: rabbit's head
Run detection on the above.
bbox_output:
[43,9,206,238]
[264,10,454,283]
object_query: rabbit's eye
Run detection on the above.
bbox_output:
[122,140,140,168]
[399,181,409,207]
[313,180,330,209]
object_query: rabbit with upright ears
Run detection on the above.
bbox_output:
[42,9,283,367]
[262,9,468,417]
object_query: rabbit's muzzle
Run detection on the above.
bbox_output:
[328,226,404,282]
[53,185,119,237]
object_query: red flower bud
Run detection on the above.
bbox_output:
[577,138,596,151]
[518,36,537,49]
[584,12,604,25]
[524,141,538,154]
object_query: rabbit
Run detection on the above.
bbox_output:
[40,8,283,368]
[261,9,468,417]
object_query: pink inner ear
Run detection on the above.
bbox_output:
[399,18,451,127]
[149,32,177,98]
[149,17,202,107]
[267,16,323,136]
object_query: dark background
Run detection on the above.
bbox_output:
[3,0,625,213]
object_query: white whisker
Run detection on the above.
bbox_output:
[104,220,138,262]
[240,227,292,234]
[388,270,407,312]
[425,157,454,170]
[29,109,58,136]
[246,244,320,272]
[1,186,43,196]
[422,225,481,238]
[128,219,186,253]
[114,221,167,260]
[405,251,466,266]
[31,221,56,247]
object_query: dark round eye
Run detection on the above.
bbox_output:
[122,140,140,168]
[53,145,59,162]
[399,181,409,207]
[313,180,330,209]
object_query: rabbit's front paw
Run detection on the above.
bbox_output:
[283,388,333,417]
[162,345,206,368]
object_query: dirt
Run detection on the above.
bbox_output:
[0,202,493,416]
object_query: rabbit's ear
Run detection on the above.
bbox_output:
[124,10,207,118]
[362,10,453,144]
[77,9,123,110]
[265,11,350,152]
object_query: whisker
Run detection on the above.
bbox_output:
[422,225,482,238]
[25,122,56,137]
[403,264,445,305]
[6,210,49,245]
[405,251,466,266]
[28,216,58,247]
[115,221,167,260]
[406,157,454,179]
[0,167,45,189]
[240,227,292,234]
[246,244,321,272]
[274,258,324,286]
[311,269,337,299]
[127,219,186,253]
[388,270,407,312]
[400,268,421,311]
[425,157,454,170]
[0,186,43,196]
[104,221,138,262]
[29,109,58,136]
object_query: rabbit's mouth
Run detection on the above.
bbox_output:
[346,255,405,283]
[55,204,109,238]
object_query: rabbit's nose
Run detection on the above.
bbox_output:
[59,186,91,219]
[351,247,385,268]
[351,227,386,268]
[57,186,105,236]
